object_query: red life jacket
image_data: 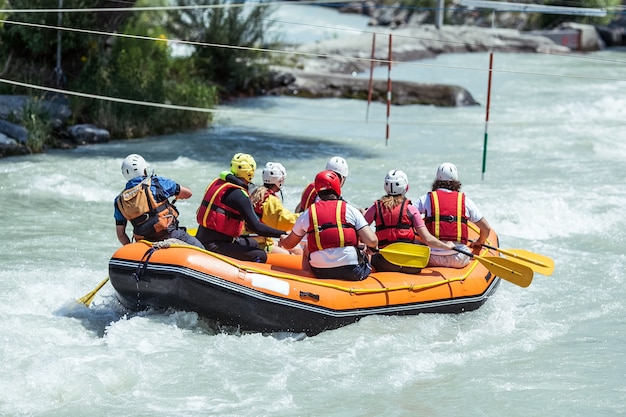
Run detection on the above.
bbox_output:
[298,182,317,212]
[306,200,358,253]
[374,198,416,248]
[425,190,468,243]
[196,178,246,238]
[116,176,178,240]
[253,187,276,219]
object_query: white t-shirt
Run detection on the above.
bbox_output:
[413,189,484,254]
[292,201,370,268]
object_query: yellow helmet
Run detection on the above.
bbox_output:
[230,153,256,182]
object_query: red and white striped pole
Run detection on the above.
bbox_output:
[366,33,376,122]
[385,34,392,146]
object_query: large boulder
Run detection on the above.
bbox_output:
[268,25,566,106]
[266,71,479,106]
[0,94,72,126]
[0,119,28,144]
[0,132,29,157]
[66,124,111,144]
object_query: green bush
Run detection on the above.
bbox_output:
[166,0,277,97]
[70,11,216,138]
[19,97,55,153]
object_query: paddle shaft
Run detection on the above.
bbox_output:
[77,276,110,306]
[478,242,550,268]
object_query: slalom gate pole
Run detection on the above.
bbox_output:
[481,51,493,181]
[366,32,376,122]
[385,34,393,146]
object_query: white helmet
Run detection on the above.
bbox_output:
[384,169,409,196]
[436,162,458,182]
[325,156,349,178]
[121,154,149,181]
[262,162,286,188]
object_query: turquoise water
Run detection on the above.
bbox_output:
[2,6,626,416]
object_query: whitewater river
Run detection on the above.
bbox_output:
[1,5,625,416]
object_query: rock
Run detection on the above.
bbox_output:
[0,119,28,144]
[266,71,478,106]
[595,25,623,47]
[0,94,71,123]
[268,24,566,106]
[66,124,110,144]
[558,22,603,51]
[0,132,29,157]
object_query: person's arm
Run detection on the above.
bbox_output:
[224,188,285,238]
[415,226,455,250]
[263,195,300,230]
[278,231,304,250]
[409,205,454,250]
[412,194,429,217]
[357,226,378,251]
[114,198,131,245]
[350,206,378,250]
[176,185,193,200]
[470,217,491,250]
[116,222,131,245]
[363,204,376,225]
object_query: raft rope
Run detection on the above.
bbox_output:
[134,234,494,295]
[132,245,160,283]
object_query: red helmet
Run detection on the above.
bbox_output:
[314,170,342,196]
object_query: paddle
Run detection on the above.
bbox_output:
[378,242,431,269]
[474,241,554,276]
[77,277,109,307]
[454,247,533,288]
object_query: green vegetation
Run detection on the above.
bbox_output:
[21,98,55,152]
[0,0,276,150]
[165,0,278,97]
[0,0,621,153]
[70,7,216,138]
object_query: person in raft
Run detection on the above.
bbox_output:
[295,156,349,213]
[413,162,492,268]
[363,169,455,274]
[195,153,287,263]
[279,170,378,281]
[245,162,302,255]
[114,153,203,248]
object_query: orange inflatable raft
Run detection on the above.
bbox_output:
[109,226,502,336]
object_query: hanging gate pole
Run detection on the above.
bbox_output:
[481,51,493,180]
[385,34,393,146]
[366,33,376,122]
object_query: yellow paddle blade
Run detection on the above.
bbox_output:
[499,248,554,276]
[77,277,110,307]
[475,256,533,288]
[379,242,431,269]
[479,242,554,276]
[188,227,198,236]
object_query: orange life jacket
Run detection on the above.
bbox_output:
[374,198,416,248]
[116,176,178,240]
[306,200,358,253]
[425,190,468,244]
[197,178,246,238]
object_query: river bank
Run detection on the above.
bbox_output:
[263,23,571,103]
[0,22,581,158]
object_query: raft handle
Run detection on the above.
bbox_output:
[299,291,320,301]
